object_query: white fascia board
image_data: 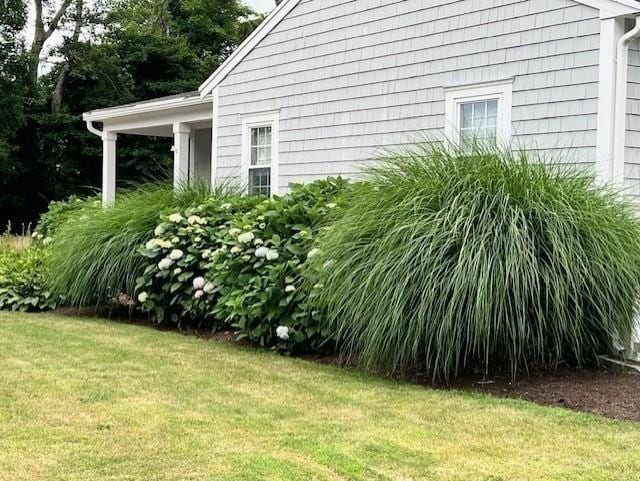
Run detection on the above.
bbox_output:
[576,0,640,18]
[83,95,211,122]
[198,0,303,98]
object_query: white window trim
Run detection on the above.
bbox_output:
[241,112,279,196]
[444,80,513,146]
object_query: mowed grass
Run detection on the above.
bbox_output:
[0,313,639,481]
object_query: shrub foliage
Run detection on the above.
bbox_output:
[136,178,348,352]
[0,245,58,311]
[310,144,640,379]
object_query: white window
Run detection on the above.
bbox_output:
[242,113,279,196]
[444,80,513,148]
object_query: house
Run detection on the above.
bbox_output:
[83,0,640,204]
[83,0,640,350]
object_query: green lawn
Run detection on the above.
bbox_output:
[0,313,639,481]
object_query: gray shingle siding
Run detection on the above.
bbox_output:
[215,0,601,190]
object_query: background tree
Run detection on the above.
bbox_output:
[0,0,264,231]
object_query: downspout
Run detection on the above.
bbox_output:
[612,16,640,185]
[85,120,103,138]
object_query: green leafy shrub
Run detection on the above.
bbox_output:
[136,178,349,352]
[0,246,58,311]
[46,183,212,307]
[310,144,640,380]
[34,195,102,240]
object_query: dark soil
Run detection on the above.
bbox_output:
[441,367,640,422]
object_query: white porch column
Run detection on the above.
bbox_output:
[173,122,191,188]
[102,131,117,206]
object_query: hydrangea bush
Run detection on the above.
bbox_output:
[136,177,349,353]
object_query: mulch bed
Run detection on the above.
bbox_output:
[440,367,640,422]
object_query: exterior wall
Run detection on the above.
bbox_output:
[193,128,212,185]
[626,38,640,203]
[214,0,601,191]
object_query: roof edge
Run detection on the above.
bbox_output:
[198,0,303,97]
[83,92,210,122]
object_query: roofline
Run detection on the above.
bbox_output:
[83,93,211,122]
[198,0,303,97]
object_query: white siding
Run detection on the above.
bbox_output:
[215,0,601,190]
[626,38,640,202]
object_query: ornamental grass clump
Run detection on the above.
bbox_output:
[46,182,212,307]
[310,143,640,380]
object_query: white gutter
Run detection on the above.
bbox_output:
[85,120,103,138]
[612,16,640,184]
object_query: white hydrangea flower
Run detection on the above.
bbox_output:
[285,285,296,293]
[230,246,242,254]
[241,255,251,262]
[137,292,148,303]
[237,231,255,244]
[258,223,266,230]
[203,282,215,294]
[323,259,335,270]
[254,238,264,246]
[276,326,290,341]
[255,246,269,258]
[193,277,206,290]
[188,215,207,225]
[145,239,159,250]
[308,248,321,259]
[168,213,183,223]
[194,290,204,299]
[159,240,173,249]
[43,237,53,246]
[158,258,173,270]
[194,236,202,243]
[266,249,279,261]
[229,228,241,236]
[202,249,212,259]
[154,224,165,236]
[31,231,39,238]
[171,236,180,244]
[169,249,184,261]
[173,268,182,275]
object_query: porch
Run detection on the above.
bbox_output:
[83,91,213,206]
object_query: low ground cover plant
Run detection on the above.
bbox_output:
[309,143,640,380]
[0,245,57,311]
[136,177,348,352]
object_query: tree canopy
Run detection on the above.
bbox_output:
[0,0,264,231]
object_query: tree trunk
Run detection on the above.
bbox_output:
[29,0,75,84]
[51,0,83,113]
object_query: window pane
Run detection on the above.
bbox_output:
[250,126,273,166]
[461,103,473,129]
[459,100,498,146]
[249,168,271,196]
[473,101,486,128]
